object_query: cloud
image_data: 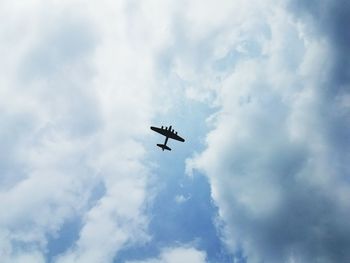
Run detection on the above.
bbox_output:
[288,0,350,96]
[126,246,207,263]
[174,194,191,204]
[3,0,349,262]
[0,0,178,262]
[186,0,350,262]
[1,3,102,261]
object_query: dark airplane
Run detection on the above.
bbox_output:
[150,125,185,151]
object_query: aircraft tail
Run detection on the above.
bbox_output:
[157,144,171,151]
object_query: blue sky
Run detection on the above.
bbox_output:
[1,0,350,262]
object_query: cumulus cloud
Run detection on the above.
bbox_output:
[186,0,350,262]
[126,246,207,263]
[0,0,178,262]
[2,0,349,262]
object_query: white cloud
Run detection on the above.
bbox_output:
[3,0,349,262]
[174,194,191,204]
[185,1,350,263]
[126,246,207,263]
[3,250,45,263]
[0,0,180,262]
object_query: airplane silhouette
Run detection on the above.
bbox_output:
[150,125,185,151]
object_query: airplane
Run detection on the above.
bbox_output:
[150,125,185,151]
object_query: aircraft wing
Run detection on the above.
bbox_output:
[168,132,185,142]
[150,126,169,137]
[150,126,185,142]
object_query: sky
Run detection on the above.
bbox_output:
[0,0,349,262]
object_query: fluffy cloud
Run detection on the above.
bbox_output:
[126,246,207,263]
[0,0,177,262]
[2,0,349,262]
[187,0,350,263]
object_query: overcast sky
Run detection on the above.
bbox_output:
[1,0,349,262]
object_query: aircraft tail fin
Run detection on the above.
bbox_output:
[157,144,171,151]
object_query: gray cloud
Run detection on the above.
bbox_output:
[288,0,350,91]
[187,0,350,262]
